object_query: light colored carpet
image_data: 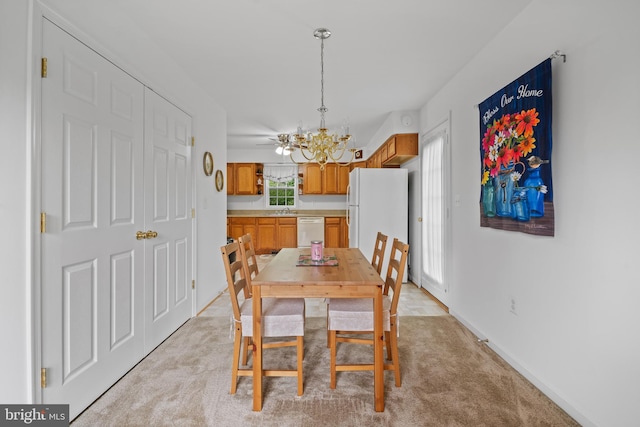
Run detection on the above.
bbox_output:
[71,316,578,426]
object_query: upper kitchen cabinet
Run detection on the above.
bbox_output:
[228,163,263,195]
[349,161,367,171]
[382,133,418,166]
[299,163,323,194]
[299,162,350,195]
[323,163,350,194]
[226,163,235,195]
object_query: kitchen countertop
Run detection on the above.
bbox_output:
[227,209,346,218]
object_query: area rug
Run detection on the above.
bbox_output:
[71,316,578,426]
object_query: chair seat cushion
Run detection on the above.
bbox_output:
[240,298,305,337]
[328,296,391,332]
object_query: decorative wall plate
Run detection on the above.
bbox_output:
[203,152,214,176]
[215,169,224,192]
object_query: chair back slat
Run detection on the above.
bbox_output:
[238,234,258,297]
[384,238,409,316]
[220,241,248,321]
[371,232,388,275]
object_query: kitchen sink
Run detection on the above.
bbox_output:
[269,208,297,216]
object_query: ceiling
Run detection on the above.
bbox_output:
[39,0,532,150]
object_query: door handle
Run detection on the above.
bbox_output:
[136,230,158,240]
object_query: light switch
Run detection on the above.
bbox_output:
[454,194,461,207]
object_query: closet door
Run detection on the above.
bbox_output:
[40,19,145,419]
[143,88,193,353]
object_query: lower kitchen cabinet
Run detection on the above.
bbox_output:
[277,217,297,249]
[228,216,298,254]
[256,218,277,254]
[229,217,256,243]
[325,217,348,248]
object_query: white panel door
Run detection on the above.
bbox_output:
[143,88,193,353]
[40,19,145,419]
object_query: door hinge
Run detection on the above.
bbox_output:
[192,280,195,290]
[41,368,47,388]
[41,58,48,78]
[40,212,46,233]
[191,136,195,147]
[191,208,195,218]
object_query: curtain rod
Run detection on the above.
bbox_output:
[549,50,566,63]
[473,51,566,108]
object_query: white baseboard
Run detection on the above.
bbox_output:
[449,309,594,427]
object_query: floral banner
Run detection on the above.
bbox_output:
[479,59,554,236]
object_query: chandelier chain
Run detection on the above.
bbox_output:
[318,34,327,126]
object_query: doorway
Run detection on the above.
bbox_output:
[420,117,451,306]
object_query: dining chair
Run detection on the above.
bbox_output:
[220,240,306,396]
[326,231,388,347]
[327,238,409,388]
[236,233,257,365]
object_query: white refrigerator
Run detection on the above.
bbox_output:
[347,168,408,280]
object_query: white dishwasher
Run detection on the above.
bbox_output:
[297,217,324,247]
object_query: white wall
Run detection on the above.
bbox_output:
[0,0,33,406]
[420,0,640,425]
[0,0,228,403]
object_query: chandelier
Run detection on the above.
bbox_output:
[283,28,355,171]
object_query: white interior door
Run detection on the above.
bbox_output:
[421,119,451,306]
[143,88,193,353]
[40,19,145,418]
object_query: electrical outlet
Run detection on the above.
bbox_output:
[508,295,517,315]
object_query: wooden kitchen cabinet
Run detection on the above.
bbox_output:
[228,217,256,243]
[349,161,367,171]
[256,217,277,254]
[324,217,341,248]
[325,217,348,248]
[226,163,235,195]
[300,163,323,194]
[234,163,257,195]
[323,163,350,194]
[300,162,350,195]
[341,217,349,248]
[226,163,263,195]
[380,144,388,163]
[382,133,418,166]
[277,217,297,249]
[228,216,297,254]
[367,150,382,168]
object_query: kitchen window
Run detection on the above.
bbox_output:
[264,165,298,208]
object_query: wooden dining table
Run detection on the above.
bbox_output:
[250,247,386,412]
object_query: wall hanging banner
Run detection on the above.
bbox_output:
[479,58,554,236]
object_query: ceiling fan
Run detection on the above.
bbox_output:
[256,133,300,154]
